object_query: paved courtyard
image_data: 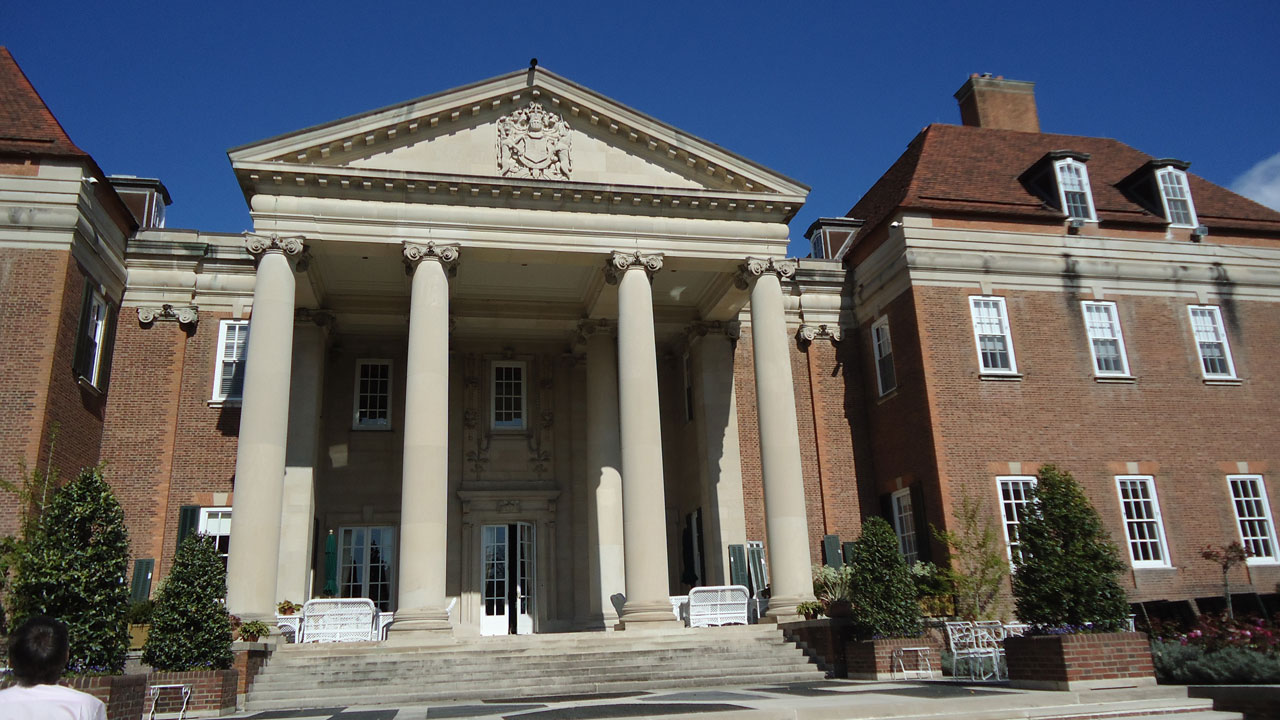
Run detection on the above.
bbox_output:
[220,680,1231,720]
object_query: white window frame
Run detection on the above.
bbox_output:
[338,525,397,612]
[872,316,897,396]
[968,296,1018,375]
[352,359,393,430]
[1227,475,1279,564]
[212,319,249,404]
[891,488,918,565]
[1116,475,1172,568]
[1156,167,1198,228]
[1081,301,1131,377]
[80,288,110,388]
[197,507,232,570]
[1187,306,1237,380]
[490,360,527,430]
[1053,158,1097,221]
[997,475,1037,563]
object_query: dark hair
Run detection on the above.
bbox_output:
[7,616,69,686]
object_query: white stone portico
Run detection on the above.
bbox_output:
[212,66,816,637]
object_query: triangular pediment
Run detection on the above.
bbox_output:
[229,68,807,199]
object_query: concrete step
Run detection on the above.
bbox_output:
[244,669,827,711]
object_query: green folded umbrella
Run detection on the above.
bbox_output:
[323,530,339,596]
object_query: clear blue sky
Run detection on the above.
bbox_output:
[8,2,1280,256]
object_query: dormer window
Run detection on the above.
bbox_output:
[1156,166,1197,227]
[1054,158,1096,221]
[1020,151,1096,223]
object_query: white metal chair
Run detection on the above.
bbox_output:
[686,585,750,627]
[945,621,1001,681]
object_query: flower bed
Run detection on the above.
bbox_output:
[1005,631,1155,691]
[1147,612,1280,684]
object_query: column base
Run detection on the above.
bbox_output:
[762,594,809,623]
[385,607,454,646]
[619,600,683,629]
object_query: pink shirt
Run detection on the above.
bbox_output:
[0,683,107,720]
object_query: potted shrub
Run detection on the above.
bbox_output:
[796,600,824,621]
[276,599,302,616]
[238,620,270,642]
[1006,465,1154,690]
[843,517,938,679]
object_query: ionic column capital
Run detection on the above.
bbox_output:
[604,251,663,285]
[137,304,199,326]
[687,320,741,342]
[797,323,841,345]
[734,257,797,290]
[244,232,306,259]
[295,308,335,330]
[402,241,460,275]
[576,318,616,343]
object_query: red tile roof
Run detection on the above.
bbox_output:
[0,47,89,159]
[847,123,1280,244]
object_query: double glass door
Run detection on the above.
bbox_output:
[339,526,395,611]
[481,522,534,635]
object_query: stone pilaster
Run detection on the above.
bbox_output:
[579,319,625,626]
[737,257,816,620]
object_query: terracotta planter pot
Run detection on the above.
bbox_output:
[1005,631,1156,691]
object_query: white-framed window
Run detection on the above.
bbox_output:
[1228,475,1278,563]
[998,476,1037,563]
[77,287,110,387]
[1156,167,1198,228]
[1187,306,1236,379]
[339,526,396,612]
[1116,475,1171,568]
[969,296,1017,374]
[1054,158,1097,221]
[212,320,249,403]
[491,360,526,430]
[891,488,918,565]
[1081,301,1130,376]
[872,316,897,396]
[198,507,232,571]
[353,359,392,429]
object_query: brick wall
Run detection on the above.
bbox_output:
[1005,632,1154,688]
[781,618,854,676]
[846,635,942,680]
[1,674,148,720]
[232,644,272,696]
[40,258,108,479]
[907,284,1280,602]
[148,669,238,714]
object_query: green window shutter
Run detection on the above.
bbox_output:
[822,534,842,569]
[130,558,154,602]
[842,541,856,566]
[176,505,200,548]
[72,280,94,378]
[911,484,931,562]
[727,544,748,587]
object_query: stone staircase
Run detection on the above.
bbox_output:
[243,624,826,711]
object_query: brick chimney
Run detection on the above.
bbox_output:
[954,74,1040,132]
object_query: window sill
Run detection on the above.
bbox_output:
[1131,564,1175,571]
[76,376,105,396]
[352,425,394,432]
[979,372,1023,382]
[876,388,899,404]
[1203,378,1242,386]
[1095,375,1137,384]
[208,399,242,409]
[1245,559,1280,567]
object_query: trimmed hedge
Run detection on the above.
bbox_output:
[1151,640,1280,684]
[142,534,233,671]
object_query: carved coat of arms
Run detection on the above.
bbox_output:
[497,102,572,180]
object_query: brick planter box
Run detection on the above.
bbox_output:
[1,674,147,720]
[846,636,942,680]
[1005,631,1156,691]
[232,641,273,702]
[780,618,854,677]
[148,669,238,716]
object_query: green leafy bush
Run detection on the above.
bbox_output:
[1151,640,1280,684]
[1013,465,1129,631]
[933,493,1007,620]
[847,517,922,638]
[125,599,154,625]
[812,563,853,604]
[142,534,233,671]
[6,467,131,674]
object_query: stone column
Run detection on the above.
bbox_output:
[737,257,816,619]
[226,233,304,620]
[688,321,748,585]
[391,241,459,639]
[276,311,330,604]
[580,320,625,626]
[605,251,678,627]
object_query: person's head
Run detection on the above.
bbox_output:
[7,616,69,686]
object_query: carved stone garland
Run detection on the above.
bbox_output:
[496,102,573,180]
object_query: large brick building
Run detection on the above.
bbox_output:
[2,45,1276,639]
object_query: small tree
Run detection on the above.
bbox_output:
[1013,465,1129,631]
[847,516,922,638]
[1201,542,1250,621]
[6,466,131,673]
[143,534,233,671]
[933,492,1008,620]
